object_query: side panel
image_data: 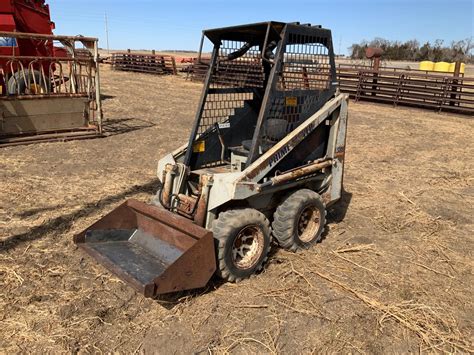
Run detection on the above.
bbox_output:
[205,94,347,212]
[13,0,55,58]
[0,97,89,135]
[0,2,14,13]
[207,172,241,211]
[269,123,330,174]
[326,97,349,205]
[239,94,345,183]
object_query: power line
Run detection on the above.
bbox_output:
[105,11,110,54]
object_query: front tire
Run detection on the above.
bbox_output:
[213,209,272,282]
[272,189,326,252]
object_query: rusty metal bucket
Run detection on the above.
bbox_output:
[74,199,216,298]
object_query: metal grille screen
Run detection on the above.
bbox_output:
[263,34,332,139]
[198,40,265,135]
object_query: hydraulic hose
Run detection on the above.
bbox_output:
[227,42,253,60]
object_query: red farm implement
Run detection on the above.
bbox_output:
[0,0,103,146]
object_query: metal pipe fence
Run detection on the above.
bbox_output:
[337,64,473,114]
[111,53,177,75]
[186,60,473,115]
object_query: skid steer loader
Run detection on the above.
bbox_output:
[75,21,349,298]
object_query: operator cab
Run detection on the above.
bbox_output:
[182,21,337,174]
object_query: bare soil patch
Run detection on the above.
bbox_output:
[1,66,473,353]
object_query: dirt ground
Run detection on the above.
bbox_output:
[1,66,473,353]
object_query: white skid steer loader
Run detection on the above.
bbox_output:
[75,21,349,298]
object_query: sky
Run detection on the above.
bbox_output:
[48,0,473,54]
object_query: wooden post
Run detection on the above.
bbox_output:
[171,57,177,75]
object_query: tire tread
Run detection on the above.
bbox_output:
[213,208,271,282]
[272,189,326,251]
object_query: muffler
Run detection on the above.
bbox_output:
[74,199,216,298]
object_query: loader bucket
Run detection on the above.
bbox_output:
[74,199,216,298]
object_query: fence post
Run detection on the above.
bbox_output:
[171,57,177,75]
[366,48,382,97]
[449,61,461,107]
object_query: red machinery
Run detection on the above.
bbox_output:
[0,0,63,94]
[0,0,103,146]
[0,0,54,34]
[1,1,48,78]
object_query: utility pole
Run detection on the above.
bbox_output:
[105,11,110,53]
[338,36,342,56]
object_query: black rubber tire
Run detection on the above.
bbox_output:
[272,189,326,252]
[7,70,49,95]
[213,208,272,282]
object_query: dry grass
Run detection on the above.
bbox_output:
[0,66,473,353]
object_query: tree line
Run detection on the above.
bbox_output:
[349,38,473,63]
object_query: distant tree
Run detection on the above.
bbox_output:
[431,39,445,61]
[349,37,473,63]
[417,42,431,61]
[405,40,420,61]
[349,42,367,60]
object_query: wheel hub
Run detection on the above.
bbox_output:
[231,225,264,270]
[28,84,45,94]
[297,206,321,242]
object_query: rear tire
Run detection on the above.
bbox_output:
[272,189,326,252]
[213,208,272,282]
[7,70,49,95]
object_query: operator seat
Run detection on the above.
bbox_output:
[241,118,288,153]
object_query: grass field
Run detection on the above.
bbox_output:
[1,65,473,353]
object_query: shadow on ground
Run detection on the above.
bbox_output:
[153,277,226,310]
[3,186,353,308]
[15,205,66,218]
[101,94,116,101]
[327,189,352,224]
[1,179,160,251]
[102,118,156,136]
